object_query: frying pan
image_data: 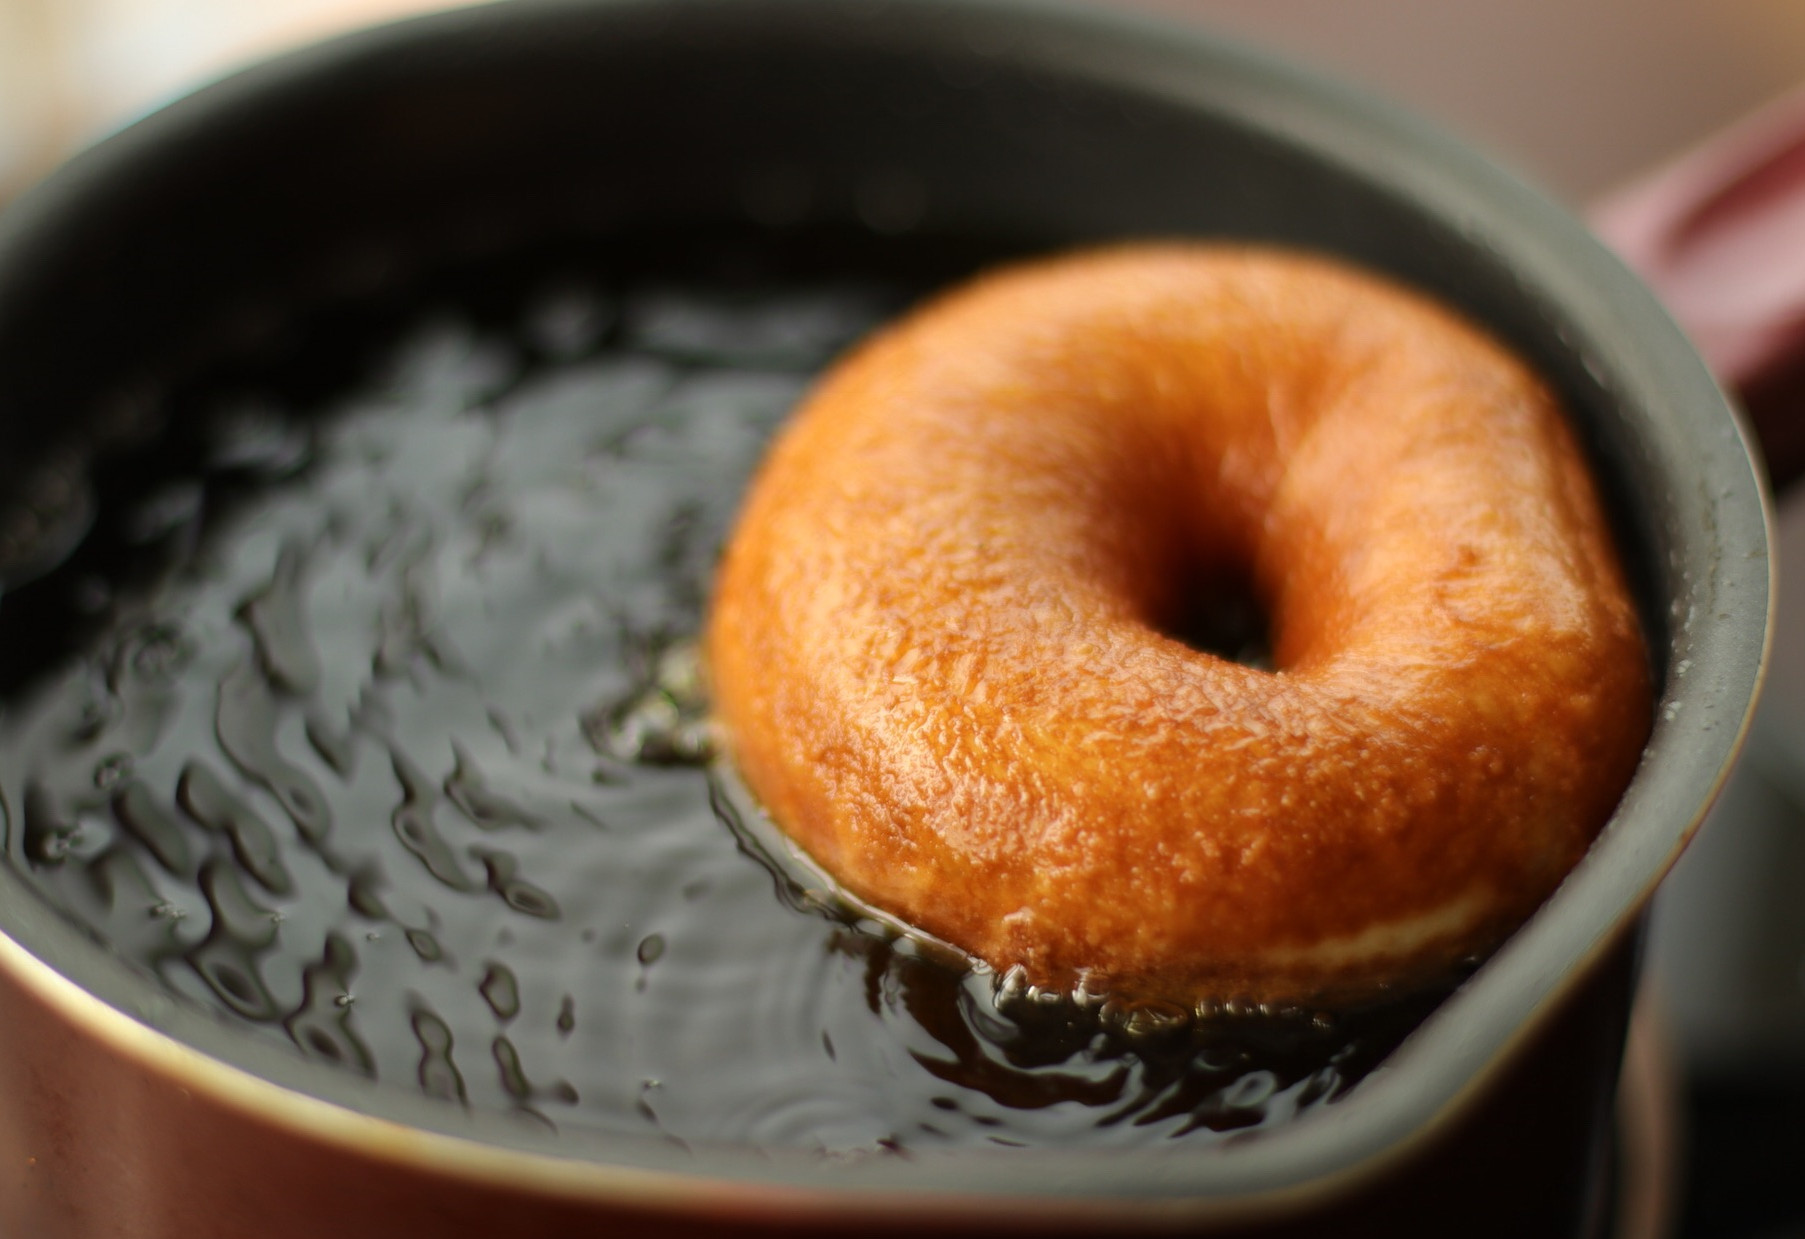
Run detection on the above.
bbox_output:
[0,1,1771,1235]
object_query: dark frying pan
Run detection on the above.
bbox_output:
[0,1,1770,1235]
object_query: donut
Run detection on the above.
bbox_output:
[705,244,1651,1007]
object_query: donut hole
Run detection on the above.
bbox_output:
[1158,569,1275,671]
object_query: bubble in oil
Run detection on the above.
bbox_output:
[479,962,522,1022]
[443,743,542,832]
[476,850,559,920]
[177,759,293,895]
[412,1002,467,1103]
[286,934,373,1074]
[187,858,282,1021]
[123,623,195,684]
[92,752,134,791]
[22,782,76,865]
[388,750,479,893]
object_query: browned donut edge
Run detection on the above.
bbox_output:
[706,243,1652,1007]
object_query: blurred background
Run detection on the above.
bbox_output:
[9,0,1805,204]
[2,1,1803,1236]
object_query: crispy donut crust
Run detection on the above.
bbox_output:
[706,245,1652,1006]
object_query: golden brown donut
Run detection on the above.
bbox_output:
[706,244,1652,1007]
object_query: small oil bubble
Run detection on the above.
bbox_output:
[1221,1070,1279,1111]
[69,695,114,744]
[493,1035,532,1101]
[92,753,134,791]
[127,623,194,682]
[585,640,714,766]
[479,962,522,1023]
[406,929,445,963]
[1101,997,1191,1043]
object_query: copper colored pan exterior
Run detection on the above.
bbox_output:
[0,1,1771,1234]
[0,923,1641,1237]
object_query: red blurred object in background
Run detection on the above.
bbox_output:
[1595,86,1805,491]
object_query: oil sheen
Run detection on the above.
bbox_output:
[0,240,1446,1153]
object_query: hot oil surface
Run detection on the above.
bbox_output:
[0,235,1445,1152]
